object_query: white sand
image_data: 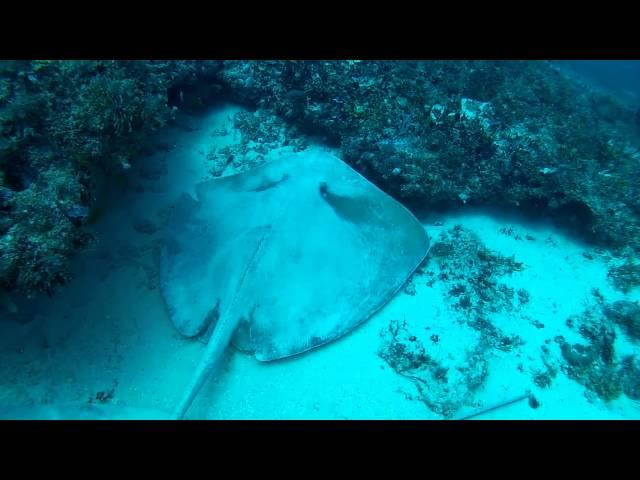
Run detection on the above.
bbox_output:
[1,104,638,419]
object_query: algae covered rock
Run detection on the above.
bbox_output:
[0,60,223,294]
[219,60,640,254]
[558,301,640,402]
[603,300,640,340]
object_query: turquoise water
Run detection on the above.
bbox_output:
[0,61,639,420]
[553,60,640,105]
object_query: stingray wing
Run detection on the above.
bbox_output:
[160,150,430,361]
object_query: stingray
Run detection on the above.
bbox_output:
[160,150,430,419]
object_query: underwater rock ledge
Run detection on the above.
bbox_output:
[1,59,640,298]
[219,60,640,255]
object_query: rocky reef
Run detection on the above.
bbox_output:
[1,60,639,299]
[0,60,223,294]
[219,60,640,254]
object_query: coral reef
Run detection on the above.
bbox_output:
[0,167,89,294]
[219,60,640,253]
[0,60,222,294]
[206,109,307,177]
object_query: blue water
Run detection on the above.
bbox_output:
[553,60,640,105]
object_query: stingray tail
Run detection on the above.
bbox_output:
[174,226,272,420]
[174,314,240,419]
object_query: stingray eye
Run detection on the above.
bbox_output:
[319,181,328,197]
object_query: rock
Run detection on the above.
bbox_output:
[528,395,540,409]
[218,60,640,255]
[561,342,596,368]
[607,262,640,294]
[621,355,640,399]
[430,104,446,125]
[603,300,640,340]
[460,97,494,132]
[557,306,626,401]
